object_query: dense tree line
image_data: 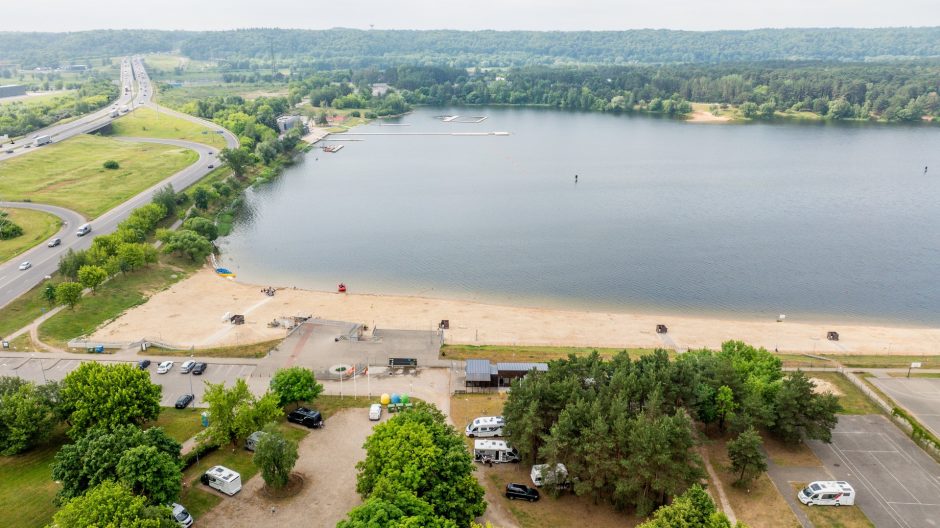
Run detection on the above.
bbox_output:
[0,77,118,137]
[503,342,839,515]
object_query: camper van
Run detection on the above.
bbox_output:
[798,481,855,506]
[245,431,267,451]
[76,223,92,236]
[465,416,505,438]
[200,465,242,496]
[530,463,569,488]
[473,439,520,464]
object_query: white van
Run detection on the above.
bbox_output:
[465,416,505,438]
[473,439,520,464]
[76,223,92,236]
[530,463,569,487]
[200,465,242,496]
[369,403,382,421]
[798,481,855,506]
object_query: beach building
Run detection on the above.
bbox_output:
[277,115,303,133]
[0,84,26,98]
[371,83,391,97]
[465,359,548,389]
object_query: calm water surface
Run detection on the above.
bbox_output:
[219,107,940,325]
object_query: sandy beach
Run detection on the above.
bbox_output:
[89,267,940,355]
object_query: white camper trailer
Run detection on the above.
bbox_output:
[798,481,855,506]
[530,463,569,488]
[473,439,520,464]
[200,465,242,496]
[465,416,505,438]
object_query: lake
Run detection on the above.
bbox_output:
[218,107,940,325]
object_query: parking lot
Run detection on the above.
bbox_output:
[808,414,940,528]
[0,355,256,408]
[870,377,940,438]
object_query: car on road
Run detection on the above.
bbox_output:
[47,238,61,247]
[180,360,196,373]
[287,407,325,428]
[208,164,214,169]
[175,394,194,409]
[171,503,193,527]
[157,361,174,374]
[137,359,151,370]
[4,149,12,154]
[505,483,540,502]
[18,261,31,270]
[192,362,207,375]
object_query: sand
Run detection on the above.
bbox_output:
[687,109,731,123]
[90,268,940,355]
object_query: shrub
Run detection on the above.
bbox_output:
[103,160,120,170]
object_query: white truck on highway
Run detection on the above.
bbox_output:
[110,109,120,118]
[119,105,129,114]
[34,135,52,146]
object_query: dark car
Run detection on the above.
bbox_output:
[505,483,540,502]
[175,394,194,409]
[192,362,207,375]
[137,359,151,370]
[208,164,214,169]
[287,407,324,428]
[47,238,61,247]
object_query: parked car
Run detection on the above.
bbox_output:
[208,164,214,169]
[47,238,61,247]
[798,481,856,506]
[505,483,540,502]
[137,359,151,370]
[175,394,194,409]
[171,503,193,527]
[18,261,31,270]
[200,465,242,496]
[157,361,174,374]
[369,403,382,421]
[180,360,196,373]
[287,407,324,428]
[192,362,207,375]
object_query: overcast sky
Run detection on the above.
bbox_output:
[4,0,940,32]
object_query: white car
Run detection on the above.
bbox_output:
[157,361,174,374]
[180,360,196,373]
[369,403,382,421]
[18,261,31,270]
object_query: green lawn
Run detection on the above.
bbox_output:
[0,135,197,218]
[807,372,882,415]
[0,428,66,528]
[38,263,194,348]
[441,344,664,362]
[0,90,76,108]
[156,82,286,109]
[0,278,56,339]
[0,208,61,263]
[107,107,226,149]
[147,339,282,359]
[151,407,205,443]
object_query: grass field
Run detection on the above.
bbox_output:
[0,90,76,107]
[107,107,226,149]
[0,208,61,263]
[156,83,287,109]
[441,344,664,363]
[791,483,875,527]
[0,135,197,218]
[0,428,66,528]
[808,372,882,415]
[0,278,56,338]
[151,407,205,443]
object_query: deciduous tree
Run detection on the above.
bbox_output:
[55,281,84,309]
[158,229,213,261]
[117,445,183,505]
[0,378,59,454]
[50,481,175,528]
[727,426,767,486]
[270,366,323,410]
[77,264,108,293]
[199,378,282,449]
[60,362,161,438]
[252,424,298,489]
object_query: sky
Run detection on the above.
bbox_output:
[4,0,940,32]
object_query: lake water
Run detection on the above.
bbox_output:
[218,107,940,325]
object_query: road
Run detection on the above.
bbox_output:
[0,57,238,311]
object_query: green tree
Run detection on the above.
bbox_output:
[338,482,458,528]
[770,371,841,444]
[199,378,282,450]
[0,378,59,455]
[42,282,58,306]
[54,281,84,310]
[60,362,161,438]
[740,101,759,118]
[50,481,175,528]
[269,366,323,410]
[116,445,183,505]
[715,385,736,432]
[57,249,87,280]
[77,265,108,293]
[158,229,213,261]
[151,184,177,218]
[219,147,256,177]
[182,217,219,241]
[638,484,740,528]
[252,424,298,489]
[727,426,767,486]
[191,185,216,210]
[103,160,120,169]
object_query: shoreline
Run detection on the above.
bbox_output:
[90,267,940,355]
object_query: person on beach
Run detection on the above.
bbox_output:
[575,174,578,183]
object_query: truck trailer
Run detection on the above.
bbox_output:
[34,135,52,146]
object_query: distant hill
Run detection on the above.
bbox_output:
[3,27,940,68]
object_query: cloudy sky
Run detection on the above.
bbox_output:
[4,0,940,32]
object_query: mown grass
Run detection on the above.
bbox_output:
[0,278,55,338]
[791,483,875,527]
[106,106,226,149]
[0,208,61,263]
[807,372,882,415]
[156,82,286,109]
[0,90,76,108]
[151,407,205,443]
[441,344,664,363]
[0,135,197,218]
[0,428,66,528]
[147,339,283,359]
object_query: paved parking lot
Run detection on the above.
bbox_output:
[870,377,940,438]
[808,414,940,528]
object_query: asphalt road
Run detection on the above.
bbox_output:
[0,57,238,310]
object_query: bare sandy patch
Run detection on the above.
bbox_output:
[809,377,844,396]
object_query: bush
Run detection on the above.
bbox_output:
[103,160,120,170]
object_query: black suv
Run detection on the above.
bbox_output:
[137,359,151,370]
[175,394,194,409]
[287,407,324,428]
[505,483,540,502]
[192,362,207,375]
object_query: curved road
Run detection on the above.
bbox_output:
[0,57,238,311]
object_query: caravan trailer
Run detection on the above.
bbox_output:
[798,481,855,506]
[465,416,505,438]
[200,465,242,496]
[473,439,520,464]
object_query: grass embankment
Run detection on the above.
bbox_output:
[808,372,882,415]
[148,339,282,359]
[441,344,663,363]
[106,106,227,149]
[0,208,61,263]
[37,258,200,348]
[156,82,286,109]
[790,483,875,528]
[0,279,56,339]
[0,135,197,218]
[0,90,76,107]
[777,353,940,369]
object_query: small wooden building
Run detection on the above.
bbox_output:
[464,359,548,389]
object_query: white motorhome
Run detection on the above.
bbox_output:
[798,481,855,506]
[369,403,382,421]
[530,463,569,487]
[465,416,505,438]
[201,465,242,496]
[473,439,520,464]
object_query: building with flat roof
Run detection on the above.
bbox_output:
[0,85,26,98]
[465,359,548,389]
[276,115,303,134]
